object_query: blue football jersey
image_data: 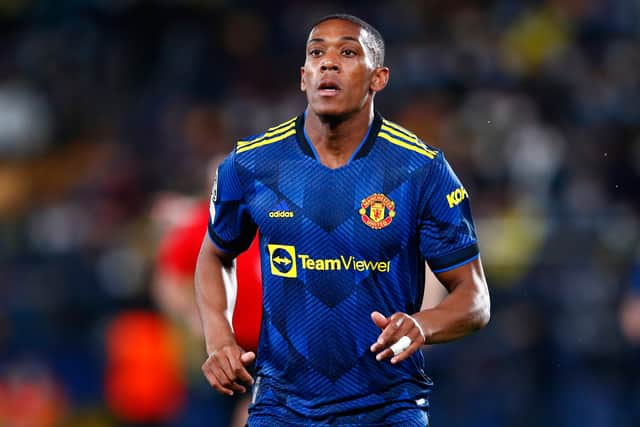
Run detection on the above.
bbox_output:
[208,113,479,426]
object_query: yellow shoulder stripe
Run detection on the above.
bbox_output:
[381,124,419,142]
[378,131,436,159]
[236,128,296,154]
[237,120,296,148]
[381,121,438,156]
[382,120,418,140]
[268,116,297,131]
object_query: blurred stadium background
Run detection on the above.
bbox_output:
[0,0,639,426]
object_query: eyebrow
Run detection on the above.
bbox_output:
[307,36,360,44]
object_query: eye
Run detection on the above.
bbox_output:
[309,48,323,57]
[342,49,356,57]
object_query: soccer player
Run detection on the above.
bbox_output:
[195,14,490,426]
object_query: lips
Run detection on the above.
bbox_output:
[318,79,340,96]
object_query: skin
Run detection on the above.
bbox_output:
[195,17,490,396]
[300,19,389,169]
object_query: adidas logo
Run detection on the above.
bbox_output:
[269,200,294,218]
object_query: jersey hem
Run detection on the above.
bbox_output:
[248,415,426,427]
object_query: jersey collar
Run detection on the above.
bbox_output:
[295,111,383,162]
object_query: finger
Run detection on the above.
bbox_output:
[202,364,235,396]
[211,350,246,394]
[376,336,414,362]
[222,348,254,391]
[213,363,247,394]
[370,311,389,329]
[375,347,395,362]
[229,352,254,386]
[376,329,422,362]
[216,348,239,383]
[371,313,407,352]
[390,340,423,364]
[241,351,256,365]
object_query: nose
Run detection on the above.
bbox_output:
[320,52,339,72]
[321,61,339,72]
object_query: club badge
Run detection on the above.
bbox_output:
[359,193,395,230]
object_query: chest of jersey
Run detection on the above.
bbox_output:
[244,152,423,267]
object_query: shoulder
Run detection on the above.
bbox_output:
[377,118,440,162]
[234,116,299,155]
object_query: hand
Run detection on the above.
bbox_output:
[370,311,426,364]
[202,343,256,396]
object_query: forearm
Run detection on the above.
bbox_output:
[413,292,489,344]
[413,258,490,344]
[194,238,238,355]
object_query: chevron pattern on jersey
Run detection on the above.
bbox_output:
[210,113,477,424]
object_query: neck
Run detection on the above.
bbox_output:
[304,104,375,169]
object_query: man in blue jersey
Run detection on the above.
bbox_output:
[195,14,490,426]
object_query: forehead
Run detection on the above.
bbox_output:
[307,19,365,44]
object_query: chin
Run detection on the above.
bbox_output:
[310,101,354,122]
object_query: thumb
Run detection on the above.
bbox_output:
[240,351,256,365]
[371,311,389,329]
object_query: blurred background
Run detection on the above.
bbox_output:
[0,0,639,426]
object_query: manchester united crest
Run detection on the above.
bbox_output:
[359,193,395,229]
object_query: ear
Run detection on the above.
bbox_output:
[370,67,390,93]
[300,66,306,92]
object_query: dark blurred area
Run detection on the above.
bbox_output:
[0,0,638,426]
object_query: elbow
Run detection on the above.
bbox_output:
[475,305,490,330]
[473,292,491,330]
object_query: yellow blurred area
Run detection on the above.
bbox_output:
[501,6,571,75]
[477,204,547,286]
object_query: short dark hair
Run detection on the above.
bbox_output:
[310,14,385,67]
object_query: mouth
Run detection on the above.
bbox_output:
[318,80,340,96]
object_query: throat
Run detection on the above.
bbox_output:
[304,110,374,169]
[309,130,365,169]
[316,145,352,169]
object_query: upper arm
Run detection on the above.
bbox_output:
[207,153,257,255]
[419,153,479,274]
[434,256,487,295]
[198,231,236,268]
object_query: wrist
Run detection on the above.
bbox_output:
[203,315,236,355]
[206,337,237,356]
[411,311,432,344]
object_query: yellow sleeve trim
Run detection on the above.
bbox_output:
[236,128,296,154]
[378,131,436,158]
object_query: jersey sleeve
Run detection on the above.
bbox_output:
[419,153,479,273]
[207,152,257,254]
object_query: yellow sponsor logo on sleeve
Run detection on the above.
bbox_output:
[446,187,468,208]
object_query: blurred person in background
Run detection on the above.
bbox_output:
[195,14,489,426]
[152,156,263,427]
